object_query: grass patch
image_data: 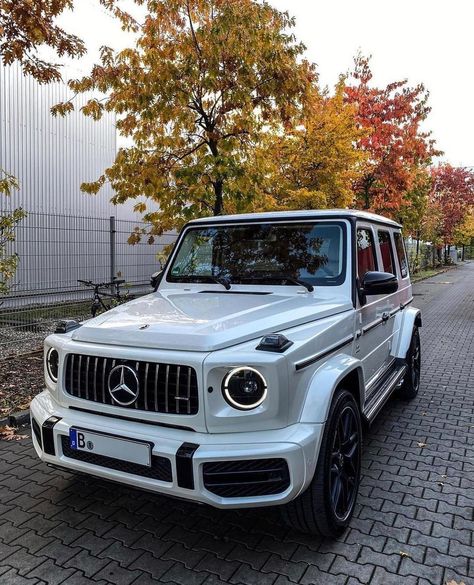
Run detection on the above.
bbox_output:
[411,266,450,283]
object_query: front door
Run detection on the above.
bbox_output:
[355,225,397,395]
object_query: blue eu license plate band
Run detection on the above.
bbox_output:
[69,428,78,449]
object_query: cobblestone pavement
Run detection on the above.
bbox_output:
[0,264,473,585]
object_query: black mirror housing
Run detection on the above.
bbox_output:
[361,271,398,296]
[150,270,163,290]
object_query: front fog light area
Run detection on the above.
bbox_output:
[222,367,267,410]
[46,348,59,382]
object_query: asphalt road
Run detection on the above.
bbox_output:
[0,263,473,585]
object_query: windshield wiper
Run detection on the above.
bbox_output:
[208,275,232,290]
[278,275,314,292]
[235,274,314,292]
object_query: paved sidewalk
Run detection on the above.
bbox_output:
[0,264,473,585]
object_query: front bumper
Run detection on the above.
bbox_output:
[30,391,324,508]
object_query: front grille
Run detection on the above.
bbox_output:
[203,458,290,498]
[63,354,198,415]
[60,435,172,481]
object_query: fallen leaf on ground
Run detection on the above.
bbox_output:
[0,425,29,441]
[417,442,427,448]
[399,551,410,558]
[445,581,466,585]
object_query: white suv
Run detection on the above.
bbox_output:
[31,210,421,537]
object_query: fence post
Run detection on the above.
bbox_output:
[109,216,116,283]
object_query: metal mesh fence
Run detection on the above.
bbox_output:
[405,239,474,273]
[0,211,176,357]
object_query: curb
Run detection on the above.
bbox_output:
[8,409,30,427]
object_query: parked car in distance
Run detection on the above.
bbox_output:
[31,210,421,537]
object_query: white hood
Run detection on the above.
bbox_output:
[72,290,352,352]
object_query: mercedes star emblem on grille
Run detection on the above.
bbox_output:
[108,365,140,406]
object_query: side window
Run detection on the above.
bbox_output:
[394,232,408,278]
[378,230,395,274]
[357,228,377,277]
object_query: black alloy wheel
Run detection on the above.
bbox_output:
[410,329,421,391]
[281,388,362,537]
[330,404,361,521]
[399,326,421,399]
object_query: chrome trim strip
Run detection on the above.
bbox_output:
[101,358,107,403]
[165,364,170,413]
[77,355,82,397]
[144,363,149,411]
[175,365,181,414]
[70,354,75,397]
[400,297,414,310]
[365,359,396,394]
[154,364,159,412]
[365,365,407,422]
[362,317,383,334]
[93,357,98,402]
[85,356,90,400]
[187,366,191,415]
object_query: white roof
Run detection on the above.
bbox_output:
[188,209,402,228]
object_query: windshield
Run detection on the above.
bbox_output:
[167,221,346,287]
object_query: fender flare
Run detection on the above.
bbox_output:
[299,354,364,424]
[392,306,422,360]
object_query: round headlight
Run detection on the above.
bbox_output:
[46,348,59,382]
[222,367,267,410]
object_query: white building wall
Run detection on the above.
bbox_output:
[0,62,123,217]
[0,63,172,298]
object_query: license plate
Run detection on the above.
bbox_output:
[69,428,151,467]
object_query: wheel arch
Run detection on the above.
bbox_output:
[392,306,422,360]
[299,354,364,424]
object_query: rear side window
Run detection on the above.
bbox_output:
[394,232,408,278]
[357,228,377,277]
[378,231,395,274]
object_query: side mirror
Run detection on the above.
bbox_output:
[150,270,163,290]
[361,271,398,296]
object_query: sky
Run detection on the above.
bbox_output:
[57,0,474,168]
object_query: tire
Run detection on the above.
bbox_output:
[398,326,421,400]
[281,388,362,537]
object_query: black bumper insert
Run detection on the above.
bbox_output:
[203,458,290,498]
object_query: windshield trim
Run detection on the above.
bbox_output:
[165,220,348,288]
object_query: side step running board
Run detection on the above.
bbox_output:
[363,364,407,424]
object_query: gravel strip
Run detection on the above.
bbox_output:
[0,352,44,416]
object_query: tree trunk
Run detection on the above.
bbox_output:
[363,184,370,209]
[213,180,223,216]
[208,138,223,216]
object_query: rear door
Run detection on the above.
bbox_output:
[374,227,399,367]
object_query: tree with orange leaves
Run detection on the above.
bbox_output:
[429,164,474,245]
[344,55,439,216]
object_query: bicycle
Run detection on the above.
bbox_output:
[77,278,126,318]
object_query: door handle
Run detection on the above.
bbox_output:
[381,311,390,323]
